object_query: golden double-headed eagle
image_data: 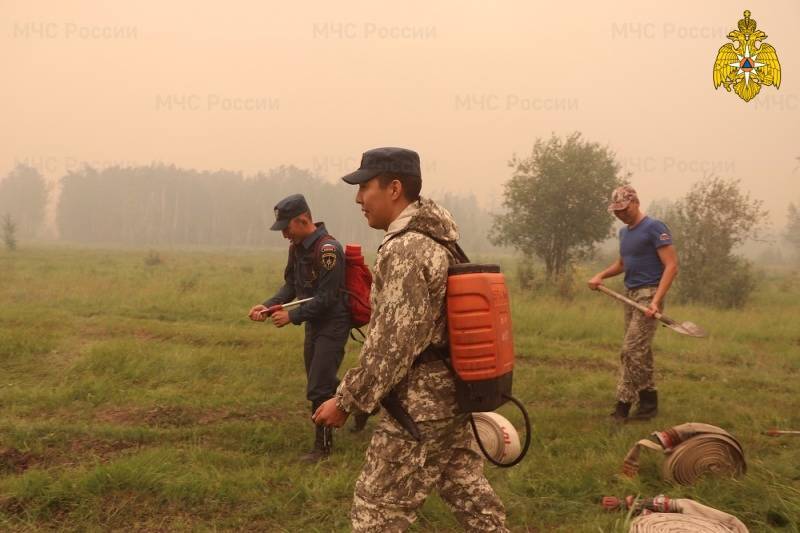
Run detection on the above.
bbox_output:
[713,10,781,102]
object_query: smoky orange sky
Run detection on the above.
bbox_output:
[2,1,798,226]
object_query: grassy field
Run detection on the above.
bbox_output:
[1,246,799,532]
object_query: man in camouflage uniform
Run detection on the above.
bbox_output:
[588,185,679,422]
[313,147,508,532]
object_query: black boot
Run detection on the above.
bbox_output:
[611,401,631,422]
[301,424,331,463]
[629,389,658,421]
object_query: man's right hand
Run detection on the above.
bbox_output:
[587,275,604,290]
[248,304,268,321]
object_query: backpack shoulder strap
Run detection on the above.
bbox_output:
[385,228,470,264]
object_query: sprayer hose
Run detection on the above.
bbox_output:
[469,394,531,468]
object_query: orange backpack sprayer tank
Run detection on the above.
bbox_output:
[447,264,514,411]
[446,263,531,467]
[375,228,530,466]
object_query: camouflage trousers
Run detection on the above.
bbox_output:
[351,414,508,532]
[616,286,662,404]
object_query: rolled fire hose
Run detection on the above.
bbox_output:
[603,495,749,533]
[622,423,746,485]
[630,513,748,533]
[469,395,531,468]
[470,412,522,465]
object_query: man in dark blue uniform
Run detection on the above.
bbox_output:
[249,193,350,461]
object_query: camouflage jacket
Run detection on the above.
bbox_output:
[336,197,461,422]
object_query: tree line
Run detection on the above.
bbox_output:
[0,163,497,254]
[2,139,798,307]
[0,165,48,240]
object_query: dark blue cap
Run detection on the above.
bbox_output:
[341,147,421,185]
[270,193,310,231]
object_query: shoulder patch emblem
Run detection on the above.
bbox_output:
[320,244,337,270]
[659,233,671,241]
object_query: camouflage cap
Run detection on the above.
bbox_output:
[608,185,638,212]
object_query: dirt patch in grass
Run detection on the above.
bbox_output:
[35,438,141,470]
[0,494,25,516]
[78,324,116,340]
[94,405,288,428]
[0,447,36,474]
[1,492,294,531]
[66,438,140,460]
[133,329,163,342]
[1,437,139,474]
[131,328,260,350]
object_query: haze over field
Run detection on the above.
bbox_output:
[1,0,798,226]
[2,4,800,530]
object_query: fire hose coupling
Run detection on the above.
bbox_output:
[652,427,682,452]
[601,495,676,513]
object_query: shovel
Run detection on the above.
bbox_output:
[595,285,707,338]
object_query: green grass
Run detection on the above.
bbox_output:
[1,246,799,532]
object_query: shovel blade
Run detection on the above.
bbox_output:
[665,320,707,338]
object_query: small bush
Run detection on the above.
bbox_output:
[144,251,162,266]
[677,256,757,308]
[661,176,767,308]
[516,259,538,291]
[3,214,17,251]
[777,271,798,293]
[179,276,198,294]
[555,267,577,301]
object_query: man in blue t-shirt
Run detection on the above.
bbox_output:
[588,185,679,422]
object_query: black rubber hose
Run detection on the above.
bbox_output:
[469,394,531,468]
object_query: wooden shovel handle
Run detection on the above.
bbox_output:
[595,285,663,320]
